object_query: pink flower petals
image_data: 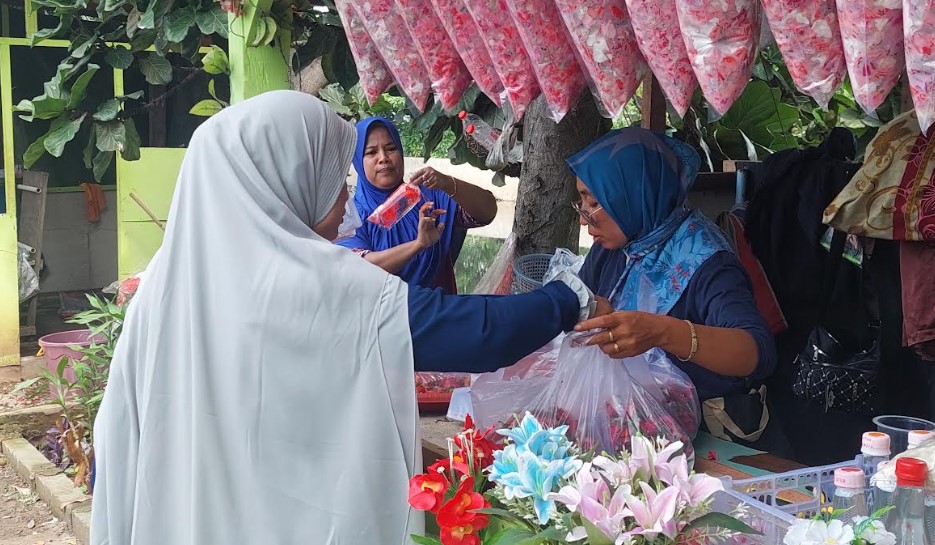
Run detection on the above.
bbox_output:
[334,0,393,105]
[430,0,506,106]
[836,0,904,114]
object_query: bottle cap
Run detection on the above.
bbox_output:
[834,467,866,489]
[896,457,928,487]
[862,432,891,457]
[907,430,935,449]
[458,110,468,120]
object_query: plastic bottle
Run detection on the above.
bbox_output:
[908,430,935,450]
[893,457,930,545]
[833,466,869,518]
[874,460,897,522]
[862,431,891,477]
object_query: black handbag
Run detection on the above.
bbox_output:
[792,231,880,414]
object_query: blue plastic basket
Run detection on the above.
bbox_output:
[512,253,553,294]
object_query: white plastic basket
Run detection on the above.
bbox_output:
[710,488,795,544]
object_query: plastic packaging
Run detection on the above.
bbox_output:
[350,0,432,112]
[832,467,869,518]
[415,372,473,394]
[862,431,892,477]
[904,0,935,134]
[909,430,935,450]
[759,0,846,109]
[624,0,697,117]
[471,233,517,295]
[429,0,506,106]
[366,183,422,229]
[542,248,586,284]
[459,112,523,164]
[503,0,587,122]
[462,0,540,119]
[17,242,39,303]
[334,0,393,105]
[395,0,473,111]
[675,0,760,115]
[835,0,905,115]
[553,0,647,119]
[893,458,930,545]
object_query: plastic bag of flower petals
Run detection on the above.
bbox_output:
[624,0,697,117]
[675,0,760,115]
[503,0,587,122]
[553,0,648,119]
[395,0,473,111]
[903,0,935,134]
[367,183,423,229]
[350,0,432,112]
[760,0,846,109]
[334,0,394,105]
[463,0,541,119]
[836,0,905,115]
[429,0,506,107]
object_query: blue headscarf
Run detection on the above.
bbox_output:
[567,128,731,315]
[339,117,461,288]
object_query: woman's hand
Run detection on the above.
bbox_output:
[410,167,454,194]
[415,202,446,250]
[575,310,668,358]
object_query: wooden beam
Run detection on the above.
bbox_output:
[640,74,668,131]
[0,43,20,366]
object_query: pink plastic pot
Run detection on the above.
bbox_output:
[38,330,102,396]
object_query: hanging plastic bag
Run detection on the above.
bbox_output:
[503,0,587,122]
[760,0,846,109]
[675,0,760,115]
[429,0,506,107]
[835,0,904,115]
[17,243,39,303]
[624,0,698,117]
[395,0,473,111]
[334,0,394,105]
[349,0,432,112]
[471,233,517,295]
[904,0,935,134]
[462,0,540,120]
[553,0,647,119]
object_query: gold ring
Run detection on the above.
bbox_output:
[614,342,620,353]
[608,331,614,342]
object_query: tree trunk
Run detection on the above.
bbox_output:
[512,91,608,256]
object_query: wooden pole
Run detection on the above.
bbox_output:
[640,74,668,132]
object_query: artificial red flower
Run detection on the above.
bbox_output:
[439,520,486,545]
[408,472,449,513]
[436,477,489,528]
[428,453,471,477]
[455,415,500,464]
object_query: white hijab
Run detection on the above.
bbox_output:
[91,90,423,544]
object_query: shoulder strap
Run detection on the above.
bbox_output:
[818,230,848,322]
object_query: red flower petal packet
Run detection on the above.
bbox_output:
[504,0,587,122]
[836,0,904,115]
[367,183,423,229]
[905,1,935,134]
[761,0,846,109]
[335,0,394,105]
[462,0,540,119]
[624,0,697,117]
[429,0,506,106]
[349,0,432,112]
[395,0,474,111]
[675,0,760,115]
[554,0,647,119]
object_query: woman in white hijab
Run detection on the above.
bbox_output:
[90,91,599,545]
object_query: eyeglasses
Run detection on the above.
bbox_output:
[572,200,603,227]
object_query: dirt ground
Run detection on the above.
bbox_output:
[0,460,76,545]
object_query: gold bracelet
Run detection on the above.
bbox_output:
[678,320,698,362]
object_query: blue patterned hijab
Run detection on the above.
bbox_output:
[567,128,730,314]
[338,117,460,288]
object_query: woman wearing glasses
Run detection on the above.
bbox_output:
[568,128,783,451]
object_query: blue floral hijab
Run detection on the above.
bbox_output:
[567,128,731,314]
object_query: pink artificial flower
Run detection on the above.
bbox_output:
[622,482,680,540]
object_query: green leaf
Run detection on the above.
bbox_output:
[93,99,120,122]
[484,527,536,545]
[131,29,158,53]
[517,527,565,544]
[297,26,337,68]
[139,0,163,29]
[321,40,359,91]
[686,512,761,535]
[10,377,42,395]
[71,33,98,59]
[582,518,614,545]
[201,45,230,76]
[24,134,49,168]
[423,116,449,160]
[470,508,527,524]
[715,80,800,159]
[67,64,100,110]
[196,4,228,38]
[139,56,173,85]
[207,79,220,102]
[189,99,225,117]
[15,97,68,122]
[29,12,74,46]
[44,114,86,158]
[121,119,142,161]
[165,6,196,43]
[409,535,444,545]
[94,119,126,152]
[92,150,113,182]
[413,101,444,131]
[105,47,134,69]
[83,130,97,169]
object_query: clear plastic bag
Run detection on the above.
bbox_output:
[415,372,473,394]
[553,0,647,119]
[471,233,517,295]
[350,0,432,112]
[462,0,540,120]
[835,0,904,115]
[334,0,393,105]
[429,0,506,107]
[366,183,422,229]
[760,0,847,109]
[624,0,698,117]
[395,0,473,111]
[17,243,39,303]
[503,0,587,122]
[904,0,935,134]
[675,0,760,115]
[542,248,586,284]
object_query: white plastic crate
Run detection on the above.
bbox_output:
[710,488,795,544]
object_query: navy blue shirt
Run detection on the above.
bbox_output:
[407,282,581,374]
[579,247,776,400]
